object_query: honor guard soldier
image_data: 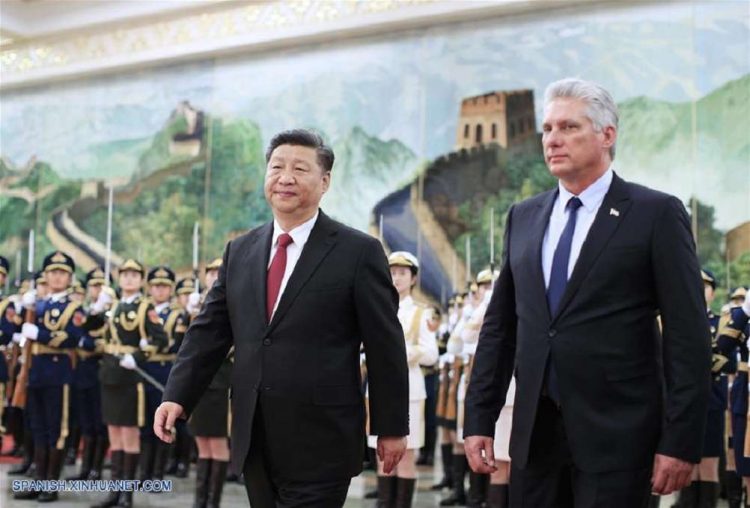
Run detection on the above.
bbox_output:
[0,255,20,448]
[67,267,111,481]
[13,251,87,502]
[188,258,232,508]
[368,251,438,508]
[140,265,188,485]
[89,259,167,508]
[440,292,474,506]
[163,276,198,479]
[723,288,750,508]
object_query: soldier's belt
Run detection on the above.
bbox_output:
[76,349,100,359]
[104,344,139,355]
[148,354,176,362]
[32,343,71,355]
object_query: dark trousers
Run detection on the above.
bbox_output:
[27,384,67,449]
[76,384,106,437]
[510,396,652,508]
[243,400,351,508]
[423,371,438,456]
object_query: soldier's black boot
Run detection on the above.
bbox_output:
[394,478,416,508]
[376,475,398,508]
[138,437,154,482]
[486,484,509,508]
[9,431,34,475]
[671,482,698,508]
[66,426,81,465]
[697,481,719,508]
[467,471,488,507]
[91,449,123,508]
[440,454,467,506]
[725,470,742,508]
[39,447,64,502]
[152,440,169,481]
[14,444,48,500]
[432,444,454,490]
[88,435,109,481]
[117,452,139,508]
[648,495,661,508]
[175,432,191,478]
[193,458,211,508]
[206,459,228,508]
[67,435,95,480]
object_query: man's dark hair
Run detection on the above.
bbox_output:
[265,129,335,173]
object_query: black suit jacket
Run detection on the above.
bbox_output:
[464,173,711,472]
[163,211,409,481]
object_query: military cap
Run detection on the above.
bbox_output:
[70,279,86,296]
[0,255,9,276]
[85,266,112,287]
[701,269,716,290]
[43,251,75,274]
[147,265,176,286]
[476,268,498,286]
[176,278,197,295]
[35,271,46,285]
[730,287,747,300]
[118,259,145,277]
[206,258,223,272]
[388,251,419,274]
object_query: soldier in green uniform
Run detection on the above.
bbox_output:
[187,258,233,508]
[89,259,168,508]
[140,265,189,485]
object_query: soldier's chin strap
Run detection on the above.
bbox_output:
[106,353,165,392]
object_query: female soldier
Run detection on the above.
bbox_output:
[368,251,438,507]
[90,259,167,508]
[187,258,232,508]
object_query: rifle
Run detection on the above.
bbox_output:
[12,230,35,408]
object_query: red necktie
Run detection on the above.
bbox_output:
[267,233,293,321]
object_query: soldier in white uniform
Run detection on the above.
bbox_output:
[451,270,495,507]
[368,251,439,508]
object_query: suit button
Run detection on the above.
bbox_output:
[548,329,557,338]
[263,338,271,346]
[263,386,271,391]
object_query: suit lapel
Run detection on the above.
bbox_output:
[552,173,632,322]
[241,222,273,326]
[267,211,338,332]
[528,189,557,322]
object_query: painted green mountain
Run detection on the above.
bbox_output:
[617,74,749,230]
[324,126,419,232]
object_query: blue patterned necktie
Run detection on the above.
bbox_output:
[545,196,583,403]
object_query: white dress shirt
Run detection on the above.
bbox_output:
[267,211,319,318]
[542,168,613,288]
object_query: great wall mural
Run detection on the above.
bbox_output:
[1,1,749,305]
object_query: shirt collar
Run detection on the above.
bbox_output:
[400,295,414,307]
[558,166,614,213]
[49,291,68,303]
[272,210,319,249]
[122,292,141,304]
[155,301,170,313]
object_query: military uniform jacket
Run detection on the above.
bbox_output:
[0,296,22,382]
[29,293,86,387]
[95,294,168,386]
[75,307,107,390]
[721,306,750,416]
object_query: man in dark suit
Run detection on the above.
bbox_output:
[154,129,409,507]
[463,78,711,508]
